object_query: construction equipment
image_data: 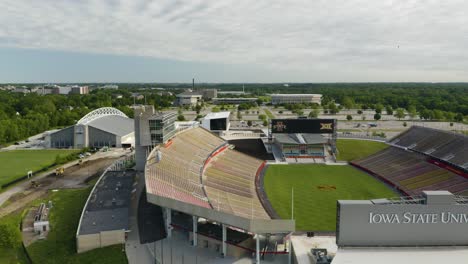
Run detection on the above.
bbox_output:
[55,167,65,176]
[30,181,39,188]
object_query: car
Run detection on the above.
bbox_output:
[79,154,85,159]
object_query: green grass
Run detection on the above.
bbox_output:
[264,164,397,231]
[336,139,388,161]
[0,150,78,187]
[26,188,128,264]
[263,108,275,119]
[0,212,30,264]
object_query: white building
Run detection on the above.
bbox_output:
[176,92,202,106]
[201,111,231,132]
[271,94,322,105]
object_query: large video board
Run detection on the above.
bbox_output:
[271,119,335,134]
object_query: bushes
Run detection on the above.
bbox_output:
[54,152,79,165]
[0,223,20,248]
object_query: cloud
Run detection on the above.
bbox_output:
[0,0,467,81]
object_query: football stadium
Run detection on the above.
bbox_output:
[128,105,468,263]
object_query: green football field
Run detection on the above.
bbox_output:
[263,164,397,231]
[0,149,77,187]
[336,139,388,161]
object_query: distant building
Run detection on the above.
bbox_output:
[176,92,203,106]
[217,91,250,95]
[70,86,89,95]
[98,84,119,90]
[176,89,217,106]
[212,97,258,105]
[200,89,217,100]
[201,112,231,132]
[271,94,322,105]
[12,87,30,94]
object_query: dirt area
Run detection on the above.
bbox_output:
[0,157,119,218]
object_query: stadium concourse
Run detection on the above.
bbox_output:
[144,127,294,263]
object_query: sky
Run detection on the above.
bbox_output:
[0,0,467,83]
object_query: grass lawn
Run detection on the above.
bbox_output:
[26,188,128,264]
[263,108,275,119]
[336,139,388,161]
[263,164,397,231]
[0,149,78,187]
[0,212,29,264]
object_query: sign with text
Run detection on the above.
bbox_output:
[337,201,468,247]
[271,119,335,134]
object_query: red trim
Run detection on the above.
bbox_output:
[427,159,468,179]
[203,145,229,170]
[164,139,173,148]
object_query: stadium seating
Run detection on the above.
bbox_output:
[390,126,467,169]
[146,128,225,209]
[353,147,468,196]
[145,127,271,220]
[203,149,270,220]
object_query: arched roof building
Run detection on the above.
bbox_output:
[46,107,134,149]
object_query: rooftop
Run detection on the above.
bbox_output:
[78,170,135,235]
[87,115,134,137]
[203,111,231,120]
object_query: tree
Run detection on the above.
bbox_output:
[247,120,252,127]
[237,111,242,120]
[342,96,354,109]
[394,108,405,120]
[385,105,393,115]
[262,120,268,126]
[403,122,407,127]
[328,102,339,114]
[374,113,381,120]
[177,115,185,121]
[308,109,320,118]
[375,104,384,114]
[346,114,353,121]
[258,114,267,121]
[454,113,464,122]
[407,105,417,120]
[357,110,363,115]
[195,104,202,114]
[433,110,444,120]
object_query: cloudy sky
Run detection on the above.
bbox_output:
[0,0,467,83]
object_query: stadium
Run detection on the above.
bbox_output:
[134,105,468,263]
